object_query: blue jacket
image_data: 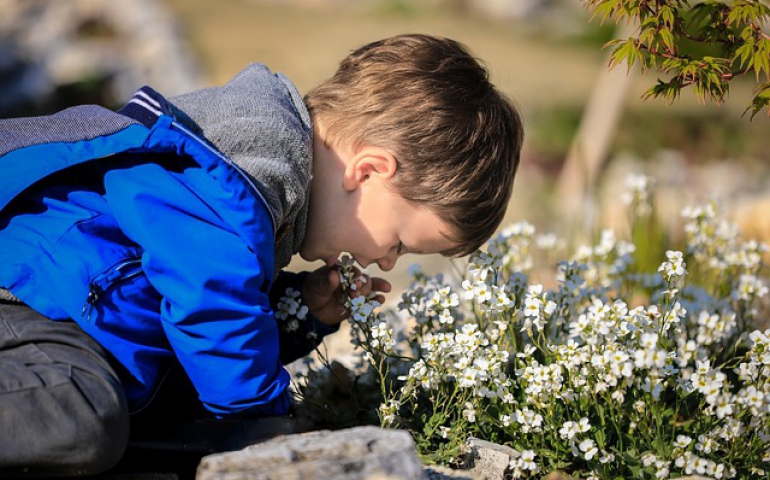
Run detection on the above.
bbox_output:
[0,84,330,416]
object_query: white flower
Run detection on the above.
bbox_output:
[599,451,615,464]
[695,434,717,454]
[559,421,578,440]
[473,282,493,303]
[714,395,734,419]
[463,402,477,423]
[536,233,561,250]
[523,296,543,317]
[461,280,476,300]
[276,288,309,322]
[642,452,657,467]
[640,332,659,350]
[520,449,538,472]
[674,435,692,449]
[655,461,670,479]
[579,439,598,460]
[658,250,687,281]
[577,417,591,433]
[733,274,769,301]
[622,172,655,215]
[514,408,544,433]
[692,455,707,474]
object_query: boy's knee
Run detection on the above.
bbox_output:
[40,372,130,476]
[0,379,129,477]
[68,408,130,475]
[63,377,130,475]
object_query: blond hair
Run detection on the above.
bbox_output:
[305,34,523,256]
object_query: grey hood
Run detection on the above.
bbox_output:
[169,64,313,274]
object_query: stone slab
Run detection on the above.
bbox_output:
[196,426,424,480]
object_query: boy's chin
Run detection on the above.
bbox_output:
[298,248,339,268]
[298,248,314,263]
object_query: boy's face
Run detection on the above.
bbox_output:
[301,142,458,271]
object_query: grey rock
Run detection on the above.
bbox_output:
[464,438,517,480]
[0,0,203,115]
[196,426,425,480]
[422,465,479,480]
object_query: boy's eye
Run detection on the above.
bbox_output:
[396,241,404,255]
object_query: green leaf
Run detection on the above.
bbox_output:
[620,1,642,21]
[659,28,676,52]
[596,429,607,449]
[660,57,683,73]
[759,1,770,20]
[689,2,720,30]
[610,38,644,71]
[639,26,657,47]
[603,38,624,50]
[659,5,676,27]
[593,0,622,23]
[735,39,757,70]
[740,24,758,42]
[727,5,744,27]
[643,78,682,104]
[744,81,770,119]
[755,37,770,79]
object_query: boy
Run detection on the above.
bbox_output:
[0,34,523,475]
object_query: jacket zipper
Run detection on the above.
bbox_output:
[81,257,144,322]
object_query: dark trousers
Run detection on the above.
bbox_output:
[0,303,129,477]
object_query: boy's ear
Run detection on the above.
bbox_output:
[342,146,397,191]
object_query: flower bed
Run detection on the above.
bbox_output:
[299,174,769,479]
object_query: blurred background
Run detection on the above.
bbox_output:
[1,0,768,296]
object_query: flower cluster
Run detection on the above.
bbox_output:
[621,172,656,217]
[400,265,464,332]
[335,255,396,355]
[275,287,310,335]
[400,323,511,399]
[350,174,769,479]
[658,250,687,282]
[683,200,767,276]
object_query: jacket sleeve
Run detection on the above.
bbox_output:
[269,271,340,365]
[103,161,291,417]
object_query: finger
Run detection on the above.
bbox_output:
[354,274,372,296]
[351,280,364,296]
[305,266,333,297]
[370,277,392,293]
[325,266,341,292]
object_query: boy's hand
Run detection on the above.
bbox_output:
[302,265,391,327]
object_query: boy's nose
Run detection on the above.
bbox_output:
[377,255,397,272]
